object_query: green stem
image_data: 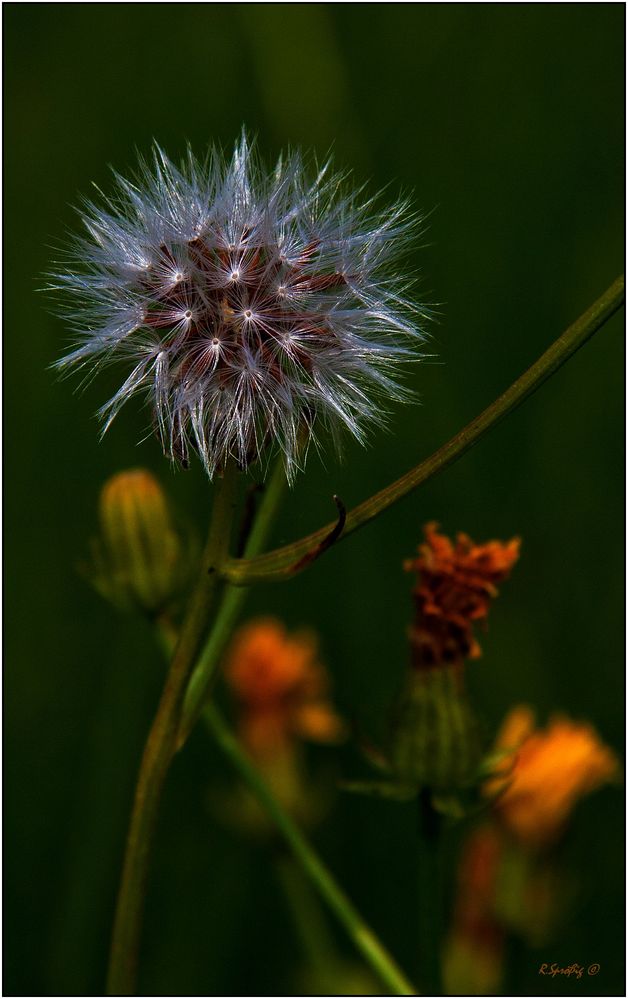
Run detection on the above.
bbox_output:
[222,275,624,584]
[416,791,444,995]
[276,855,339,983]
[176,458,287,747]
[106,463,239,996]
[203,703,417,996]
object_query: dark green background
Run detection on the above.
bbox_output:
[5,4,624,996]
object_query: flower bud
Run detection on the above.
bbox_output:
[390,666,482,801]
[88,469,192,614]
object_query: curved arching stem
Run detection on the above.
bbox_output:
[222,275,624,584]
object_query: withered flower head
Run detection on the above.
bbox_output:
[224,617,344,759]
[404,522,520,668]
[485,705,620,849]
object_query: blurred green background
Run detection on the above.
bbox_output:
[5,4,624,996]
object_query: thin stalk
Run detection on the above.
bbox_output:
[176,457,287,747]
[276,855,339,983]
[204,703,417,996]
[416,791,444,995]
[222,275,624,584]
[106,463,239,996]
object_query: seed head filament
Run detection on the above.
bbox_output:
[53,135,427,479]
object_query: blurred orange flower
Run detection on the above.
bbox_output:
[404,522,520,667]
[452,823,503,942]
[444,824,505,995]
[225,618,345,759]
[486,705,620,848]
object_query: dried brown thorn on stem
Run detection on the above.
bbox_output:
[288,495,346,575]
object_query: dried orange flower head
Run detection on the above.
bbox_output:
[225,618,345,758]
[486,705,620,848]
[404,522,520,667]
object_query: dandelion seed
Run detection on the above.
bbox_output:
[51,132,429,480]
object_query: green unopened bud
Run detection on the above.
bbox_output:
[390,666,482,799]
[88,469,193,615]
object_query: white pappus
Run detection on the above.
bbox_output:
[52,132,429,481]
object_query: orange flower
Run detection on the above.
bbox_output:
[404,522,520,667]
[225,618,345,759]
[444,824,505,995]
[452,823,504,939]
[486,705,620,848]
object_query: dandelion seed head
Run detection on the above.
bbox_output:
[51,132,429,480]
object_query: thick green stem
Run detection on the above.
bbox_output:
[203,703,417,996]
[176,458,286,747]
[222,276,624,584]
[106,464,239,995]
